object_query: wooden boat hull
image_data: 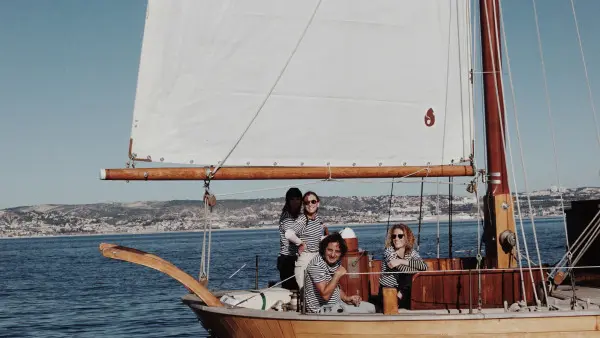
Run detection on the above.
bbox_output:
[183,295,600,337]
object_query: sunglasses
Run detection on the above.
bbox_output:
[391,234,405,239]
[304,199,318,205]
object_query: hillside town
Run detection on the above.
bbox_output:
[1,187,598,238]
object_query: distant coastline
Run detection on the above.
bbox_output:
[3,187,594,239]
[0,216,564,240]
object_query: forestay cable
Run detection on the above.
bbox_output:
[532,0,570,256]
[570,0,600,152]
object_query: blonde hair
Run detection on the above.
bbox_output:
[385,223,416,254]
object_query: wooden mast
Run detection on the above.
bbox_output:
[480,0,517,269]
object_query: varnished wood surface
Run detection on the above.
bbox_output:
[410,267,543,310]
[100,165,474,181]
[98,243,223,307]
[182,297,600,337]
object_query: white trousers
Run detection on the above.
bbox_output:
[294,251,318,289]
[318,301,377,314]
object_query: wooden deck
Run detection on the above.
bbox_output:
[550,285,600,308]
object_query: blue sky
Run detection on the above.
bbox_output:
[0,0,599,209]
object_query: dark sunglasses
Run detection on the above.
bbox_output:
[304,199,318,205]
[391,234,404,239]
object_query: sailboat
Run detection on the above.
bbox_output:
[98,0,600,336]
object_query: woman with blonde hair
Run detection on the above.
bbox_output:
[379,223,427,309]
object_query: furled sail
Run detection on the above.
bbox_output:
[129,0,473,168]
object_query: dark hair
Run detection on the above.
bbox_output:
[282,188,303,217]
[319,232,348,258]
[303,191,320,202]
[303,191,320,216]
[286,187,302,201]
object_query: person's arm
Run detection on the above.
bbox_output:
[312,266,346,301]
[405,251,428,271]
[385,247,403,269]
[389,250,427,271]
[293,214,307,234]
[282,214,306,244]
[340,288,361,306]
[284,229,302,245]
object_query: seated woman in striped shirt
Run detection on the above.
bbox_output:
[277,187,303,290]
[304,232,376,314]
[379,223,427,310]
[285,191,328,289]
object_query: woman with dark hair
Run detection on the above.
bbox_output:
[285,191,327,289]
[277,187,303,290]
[379,223,427,310]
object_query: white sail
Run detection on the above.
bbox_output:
[130,0,473,167]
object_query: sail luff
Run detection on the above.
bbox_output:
[99,165,474,181]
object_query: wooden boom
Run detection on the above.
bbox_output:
[99,243,223,307]
[100,165,474,181]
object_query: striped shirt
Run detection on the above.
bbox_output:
[278,211,304,256]
[304,254,341,313]
[295,214,323,253]
[379,246,428,288]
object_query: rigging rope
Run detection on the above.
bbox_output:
[550,209,600,280]
[212,168,446,199]
[531,0,570,255]
[494,0,547,304]
[342,264,600,275]
[473,172,484,311]
[209,0,323,176]
[199,195,209,280]
[436,179,441,258]
[435,3,456,260]
[448,177,453,258]
[199,180,215,281]
[571,215,600,268]
[470,0,484,311]
[417,178,425,248]
[570,0,600,152]
[416,169,430,249]
[494,0,546,305]
[385,179,395,239]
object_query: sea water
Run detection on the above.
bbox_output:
[0,218,568,337]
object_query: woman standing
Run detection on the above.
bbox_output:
[277,188,303,290]
[379,223,427,309]
[286,191,327,289]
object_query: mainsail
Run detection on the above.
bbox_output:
[129,0,473,168]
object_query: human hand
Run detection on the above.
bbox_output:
[388,259,402,269]
[334,266,347,278]
[298,243,306,254]
[349,295,361,306]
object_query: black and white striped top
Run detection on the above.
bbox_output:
[295,214,323,253]
[304,254,341,313]
[278,211,304,256]
[379,246,428,288]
